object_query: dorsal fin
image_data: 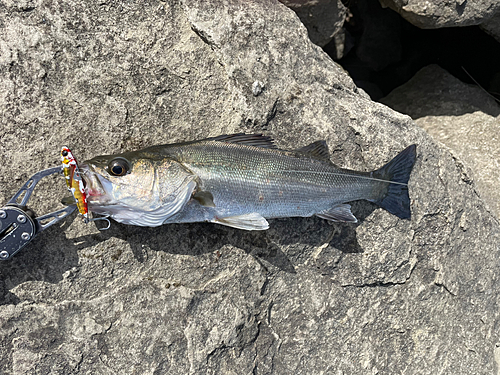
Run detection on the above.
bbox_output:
[296,140,331,162]
[211,133,277,149]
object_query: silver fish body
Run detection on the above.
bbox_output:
[80,134,416,230]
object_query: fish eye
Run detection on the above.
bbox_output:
[61,149,68,157]
[108,158,130,176]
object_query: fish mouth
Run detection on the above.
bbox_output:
[79,163,111,206]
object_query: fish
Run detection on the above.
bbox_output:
[61,146,89,222]
[79,134,417,230]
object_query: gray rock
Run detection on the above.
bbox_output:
[252,80,265,97]
[278,0,347,47]
[382,64,500,219]
[481,12,500,43]
[381,64,500,118]
[1,2,499,375]
[323,27,354,60]
[380,0,500,29]
[416,112,500,219]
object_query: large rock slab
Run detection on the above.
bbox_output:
[381,64,500,218]
[1,1,499,374]
[380,0,500,29]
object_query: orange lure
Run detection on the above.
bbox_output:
[61,147,89,222]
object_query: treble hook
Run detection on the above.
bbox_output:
[86,215,111,231]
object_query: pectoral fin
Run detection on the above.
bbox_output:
[212,213,269,231]
[193,190,215,207]
[316,204,357,223]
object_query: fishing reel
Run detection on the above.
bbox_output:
[0,167,76,260]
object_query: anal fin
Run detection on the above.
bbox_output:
[316,204,357,223]
[212,212,269,231]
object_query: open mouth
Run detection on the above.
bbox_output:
[79,164,104,199]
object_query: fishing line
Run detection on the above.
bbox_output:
[238,169,409,186]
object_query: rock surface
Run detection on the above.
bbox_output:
[481,12,500,43]
[381,64,500,219]
[1,1,500,375]
[380,64,500,118]
[380,0,500,29]
[278,0,346,47]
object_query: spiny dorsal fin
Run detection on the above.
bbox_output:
[212,133,277,149]
[296,140,331,162]
[316,204,357,223]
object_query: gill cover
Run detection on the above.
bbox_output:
[83,155,197,227]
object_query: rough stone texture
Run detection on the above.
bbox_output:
[381,64,500,220]
[416,112,500,219]
[278,0,346,47]
[379,0,500,29]
[1,1,500,375]
[481,12,500,43]
[381,64,500,118]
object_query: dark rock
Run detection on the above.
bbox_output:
[332,0,404,99]
[481,12,500,43]
[1,1,499,374]
[380,64,500,118]
[322,27,355,60]
[335,13,500,102]
[380,0,500,29]
[355,0,403,71]
[278,0,347,47]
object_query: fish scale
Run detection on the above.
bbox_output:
[160,141,386,219]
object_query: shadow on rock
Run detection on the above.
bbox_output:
[0,219,81,305]
[103,200,377,269]
[0,201,377,304]
[328,201,377,254]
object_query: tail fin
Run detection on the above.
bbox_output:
[373,145,417,219]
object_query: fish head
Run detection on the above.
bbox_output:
[80,151,196,226]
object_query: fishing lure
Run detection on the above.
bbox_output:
[61,147,89,223]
